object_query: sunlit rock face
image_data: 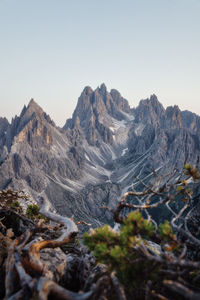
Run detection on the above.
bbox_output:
[0,85,200,226]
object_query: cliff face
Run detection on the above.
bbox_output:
[0,100,85,219]
[64,83,131,146]
[0,85,200,225]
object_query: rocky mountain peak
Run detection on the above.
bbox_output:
[19,99,43,123]
[149,94,165,115]
[71,84,131,122]
[29,98,40,108]
[0,117,9,133]
[64,84,133,146]
[82,86,93,96]
[181,110,200,134]
[4,99,55,150]
[135,94,165,124]
[0,118,10,152]
[19,99,54,128]
[165,105,182,129]
[0,86,200,228]
[98,83,107,95]
[142,94,164,112]
[110,89,130,113]
[166,105,181,114]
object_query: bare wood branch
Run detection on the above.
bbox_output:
[4,239,19,299]
[110,272,127,300]
[150,290,169,300]
[76,221,91,226]
[38,196,78,235]
[22,196,79,276]
[36,277,93,300]
[141,249,200,269]
[163,280,200,300]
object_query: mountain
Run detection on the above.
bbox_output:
[0,85,200,225]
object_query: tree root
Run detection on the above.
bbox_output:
[2,196,123,300]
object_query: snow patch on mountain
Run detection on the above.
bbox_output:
[135,123,145,136]
[122,148,128,156]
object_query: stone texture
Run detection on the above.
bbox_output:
[0,87,200,226]
[40,247,67,282]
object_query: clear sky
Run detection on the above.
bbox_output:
[0,0,199,126]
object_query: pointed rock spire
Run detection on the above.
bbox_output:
[82,86,93,96]
[165,105,182,128]
[27,98,43,113]
[135,94,165,123]
[99,83,107,94]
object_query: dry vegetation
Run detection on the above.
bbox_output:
[0,165,200,299]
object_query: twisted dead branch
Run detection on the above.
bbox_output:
[1,194,125,300]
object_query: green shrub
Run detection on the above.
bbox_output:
[83,211,170,293]
[26,204,41,220]
[10,200,23,213]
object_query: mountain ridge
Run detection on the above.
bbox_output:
[0,84,199,225]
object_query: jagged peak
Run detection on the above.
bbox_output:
[135,94,165,123]
[138,94,164,112]
[110,89,121,97]
[19,98,43,119]
[140,94,160,105]
[27,98,43,112]
[99,83,107,93]
[0,116,9,125]
[94,83,107,95]
[11,99,55,137]
[165,105,182,128]
[82,86,93,96]
[0,117,10,136]
[166,105,181,115]
[29,98,37,106]
[67,84,132,129]
[149,94,159,102]
[81,84,119,100]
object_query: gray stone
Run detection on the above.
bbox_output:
[0,87,200,226]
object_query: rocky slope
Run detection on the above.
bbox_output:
[0,85,200,225]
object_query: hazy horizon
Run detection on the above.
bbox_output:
[0,0,199,126]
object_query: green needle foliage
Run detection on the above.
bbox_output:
[10,200,23,213]
[25,204,46,220]
[83,162,200,300]
[83,211,180,296]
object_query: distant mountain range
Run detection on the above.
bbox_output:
[0,84,200,225]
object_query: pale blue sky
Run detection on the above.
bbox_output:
[0,0,199,126]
